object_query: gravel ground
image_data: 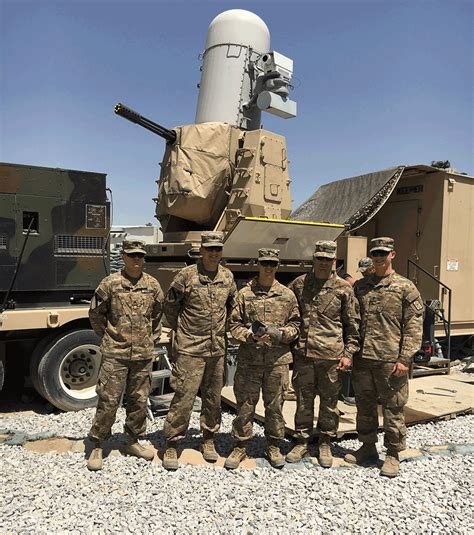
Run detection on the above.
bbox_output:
[1,407,473,533]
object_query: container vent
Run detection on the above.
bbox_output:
[54,235,105,256]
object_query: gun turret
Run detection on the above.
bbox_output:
[114,103,177,144]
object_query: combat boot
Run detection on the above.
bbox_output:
[162,442,179,471]
[87,447,103,471]
[265,441,285,468]
[224,443,247,470]
[286,440,309,463]
[380,451,400,478]
[201,432,219,462]
[318,435,333,468]
[126,439,155,461]
[344,443,379,465]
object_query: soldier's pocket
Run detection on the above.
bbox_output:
[169,363,184,393]
[386,374,408,408]
[327,363,340,384]
[319,294,340,318]
[96,360,114,396]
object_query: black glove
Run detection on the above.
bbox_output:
[251,320,267,338]
[265,325,283,345]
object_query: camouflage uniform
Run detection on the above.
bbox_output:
[88,241,164,443]
[289,241,360,440]
[163,232,237,442]
[229,249,300,442]
[353,238,423,452]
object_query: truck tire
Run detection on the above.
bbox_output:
[0,357,4,393]
[36,330,102,412]
[30,333,58,400]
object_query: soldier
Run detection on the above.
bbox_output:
[162,231,237,470]
[356,257,375,278]
[286,241,360,467]
[225,249,300,469]
[344,237,423,477]
[87,240,164,471]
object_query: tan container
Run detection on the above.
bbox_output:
[350,166,473,336]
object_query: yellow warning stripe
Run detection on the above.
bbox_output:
[242,216,345,228]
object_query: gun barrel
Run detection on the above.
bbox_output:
[114,103,177,144]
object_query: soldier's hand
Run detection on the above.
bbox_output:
[253,333,271,345]
[392,362,409,376]
[336,356,352,371]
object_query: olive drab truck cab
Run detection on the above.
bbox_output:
[0,162,110,410]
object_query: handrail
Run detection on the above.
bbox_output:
[407,259,451,362]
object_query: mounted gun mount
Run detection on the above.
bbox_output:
[114,10,342,289]
[114,103,176,144]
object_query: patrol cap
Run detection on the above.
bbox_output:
[313,240,337,259]
[258,248,280,262]
[357,257,374,272]
[122,239,147,255]
[201,231,224,248]
[370,237,394,253]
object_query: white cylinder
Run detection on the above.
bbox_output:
[195,10,270,127]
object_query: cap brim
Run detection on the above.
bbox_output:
[202,243,224,248]
[124,248,146,255]
[258,257,279,262]
[313,253,335,259]
[370,247,392,253]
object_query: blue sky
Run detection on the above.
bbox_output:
[1,0,472,226]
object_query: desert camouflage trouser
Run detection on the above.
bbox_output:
[292,355,342,440]
[232,363,288,442]
[89,356,153,443]
[352,359,409,452]
[164,354,224,442]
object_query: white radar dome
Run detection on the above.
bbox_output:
[205,9,270,52]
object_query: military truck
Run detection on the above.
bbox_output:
[0,162,110,410]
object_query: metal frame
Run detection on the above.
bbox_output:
[407,258,452,364]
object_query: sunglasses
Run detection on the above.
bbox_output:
[259,260,279,267]
[204,246,223,252]
[371,251,390,257]
[314,256,333,262]
[125,253,145,259]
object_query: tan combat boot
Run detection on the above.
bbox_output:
[224,443,247,470]
[87,447,103,471]
[162,442,179,471]
[265,441,285,468]
[126,439,155,461]
[201,432,219,463]
[318,436,333,468]
[344,443,379,465]
[286,440,309,463]
[380,451,400,478]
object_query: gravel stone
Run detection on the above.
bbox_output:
[0,408,473,532]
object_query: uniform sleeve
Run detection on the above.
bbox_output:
[279,293,301,344]
[88,280,109,337]
[152,283,165,343]
[226,277,238,317]
[399,285,424,365]
[341,288,360,359]
[229,290,252,344]
[163,272,186,331]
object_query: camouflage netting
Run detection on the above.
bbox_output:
[292,166,405,231]
[156,122,235,226]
